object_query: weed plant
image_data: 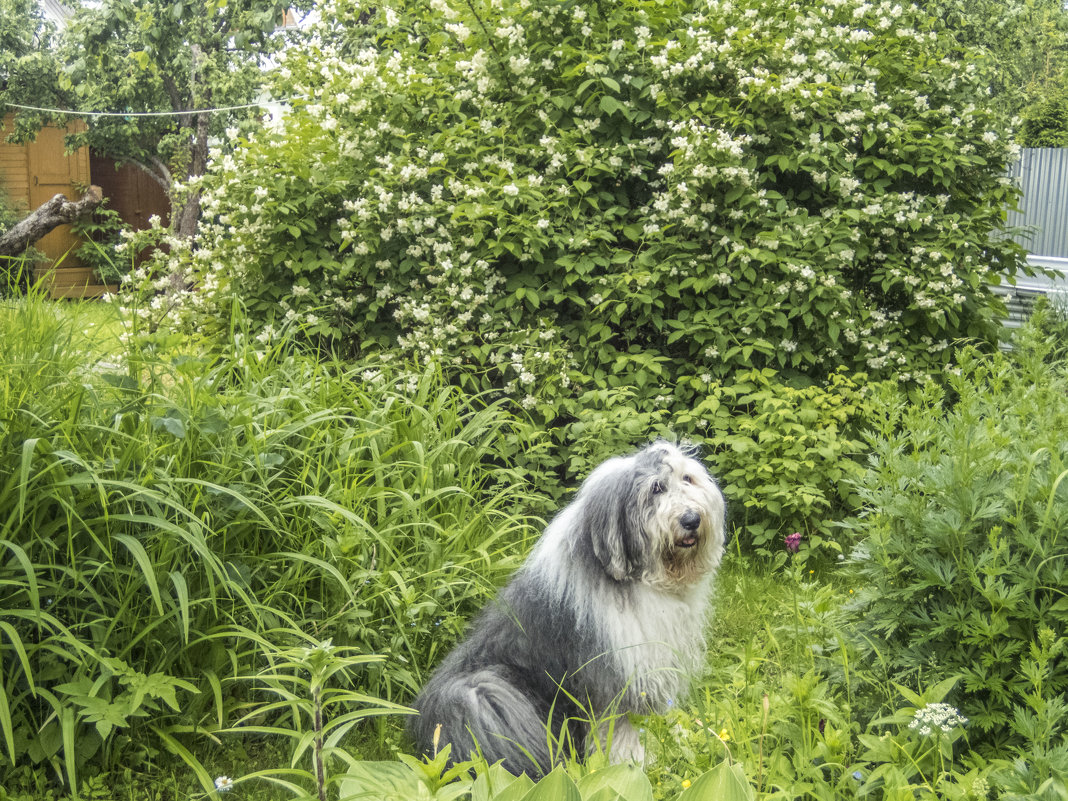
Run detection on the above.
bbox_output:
[844,310,1068,770]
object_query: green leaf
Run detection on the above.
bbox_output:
[150,725,215,794]
[337,761,424,801]
[0,665,15,762]
[678,760,755,801]
[152,414,186,439]
[599,95,625,117]
[61,706,77,790]
[519,766,580,801]
[113,533,165,616]
[576,763,653,801]
[471,765,534,801]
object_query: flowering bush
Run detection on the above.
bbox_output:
[124,0,1026,543]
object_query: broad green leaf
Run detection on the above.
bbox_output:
[471,765,535,801]
[576,763,653,801]
[518,766,580,801]
[677,761,755,801]
[337,761,424,800]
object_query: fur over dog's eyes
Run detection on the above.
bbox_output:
[652,481,665,495]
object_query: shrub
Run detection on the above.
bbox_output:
[70,201,128,284]
[684,369,888,558]
[1019,87,1068,148]
[143,0,1025,392]
[122,0,1026,546]
[843,314,1068,756]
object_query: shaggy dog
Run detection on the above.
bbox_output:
[409,440,727,776]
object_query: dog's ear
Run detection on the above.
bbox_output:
[578,464,646,581]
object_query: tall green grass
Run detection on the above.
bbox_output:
[0,289,541,793]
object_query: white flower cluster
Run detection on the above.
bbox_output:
[908,703,968,737]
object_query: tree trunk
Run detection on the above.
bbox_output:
[171,107,212,240]
[0,187,103,258]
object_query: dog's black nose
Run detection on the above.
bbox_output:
[680,510,701,531]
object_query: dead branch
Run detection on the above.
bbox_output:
[0,186,104,258]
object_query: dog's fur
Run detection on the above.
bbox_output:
[409,440,727,776]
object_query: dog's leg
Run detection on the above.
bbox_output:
[413,668,555,776]
[594,716,646,766]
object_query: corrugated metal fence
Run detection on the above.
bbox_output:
[994,148,1068,326]
[1008,148,1068,258]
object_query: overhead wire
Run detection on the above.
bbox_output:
[3,98,297,118]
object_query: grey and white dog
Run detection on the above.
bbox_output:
[409,440,727,776]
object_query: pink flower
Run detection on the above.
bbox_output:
[785,532,802,553]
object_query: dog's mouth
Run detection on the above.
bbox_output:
[675,532,699,549]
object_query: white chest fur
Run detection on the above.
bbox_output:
[594,580,711,710]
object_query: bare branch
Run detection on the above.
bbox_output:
[0,187,104,258]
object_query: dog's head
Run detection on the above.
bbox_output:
[574,440,726,588]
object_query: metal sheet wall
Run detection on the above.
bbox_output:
[1008,148,1068,258]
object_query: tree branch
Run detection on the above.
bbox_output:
[0,187,104,258]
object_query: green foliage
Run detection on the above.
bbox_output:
[0,0,66,143]
[223,640,410,799]
[688,369,889,557]
[844,319,1068,757]
[127,0,1027,545]
[70,201,129,283]
[337,754,753,801]
[0,185,23,235]
[855,679,974,798]
[0,288,538,789]
[922,0,1068,123]
[1019,87,1068,147]
[158,0,1025,376]
[2,0,313,238]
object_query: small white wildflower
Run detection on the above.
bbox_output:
[908,703,967,736]
[214,776,234,793]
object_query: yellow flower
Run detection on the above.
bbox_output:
[681,779,691,789]
[718,728,731,742]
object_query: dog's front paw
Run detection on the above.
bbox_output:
[597,717,646,766]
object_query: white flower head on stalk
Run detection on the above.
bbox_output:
[908,702,967,736]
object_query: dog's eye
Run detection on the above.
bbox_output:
[652,481,665,495]
[682,475,694,484]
